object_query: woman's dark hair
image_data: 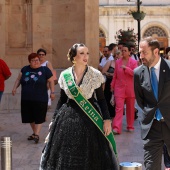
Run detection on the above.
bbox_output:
[67,43,86,62]
[37,48,47,55]
[165,47,170,55]
[28,53,40,62]
[122,44,131,51]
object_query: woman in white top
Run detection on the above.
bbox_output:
[37,48,54,108]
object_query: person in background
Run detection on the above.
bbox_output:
[162,48,170,170]
[99,51,104,63]
[102,58,116,118]
[12,53,55,144]
[37,48,54,109]
[108,43,118,58]
[118,42,125,51]
[98,46,111,72]
[134,37,170,170]
[129,45,140,120]
[111,44,138,134]
[40,43,118,170]
[115,50,122,60]
[101,49,121,119]
[130,46,139,61]
[0,59,11,102]
[164,47,170,60]
[102,46,109,58]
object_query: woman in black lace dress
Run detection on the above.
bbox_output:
[39,43,118,170]
[102,60,116,118]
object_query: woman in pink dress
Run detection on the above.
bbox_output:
[111,45,138,134]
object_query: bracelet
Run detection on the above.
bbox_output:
[51,92,55,94]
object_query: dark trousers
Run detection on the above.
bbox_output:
[143,119,170,170]
[164,144,170,168]
[0,91,3,102]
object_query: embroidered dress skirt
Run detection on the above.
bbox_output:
[40,102,118,170]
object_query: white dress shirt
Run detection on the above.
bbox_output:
[99,56,114,68]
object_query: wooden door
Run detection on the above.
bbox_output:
[99,37,106,53]
[157,37,168,56]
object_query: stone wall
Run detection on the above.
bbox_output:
[0,0,99,112]
[52,0,99,68]
[1,0,99,69]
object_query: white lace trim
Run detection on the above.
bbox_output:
[58,66,105,99]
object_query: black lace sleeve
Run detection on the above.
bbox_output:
[52,89,68,120]
[95,85,111,120]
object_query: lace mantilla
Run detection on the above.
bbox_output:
[58,66,105,99]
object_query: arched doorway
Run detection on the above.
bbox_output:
[143,26,168,56]
[99,29,106,53]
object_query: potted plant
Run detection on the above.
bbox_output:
[128,10,146,20]
[115,28,138,49]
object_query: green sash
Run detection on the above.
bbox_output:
[63,69,117,156]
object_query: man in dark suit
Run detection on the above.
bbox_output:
[134,36,170,170]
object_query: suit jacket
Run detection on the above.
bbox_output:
[111,57,138,98]
[134,58,170,139]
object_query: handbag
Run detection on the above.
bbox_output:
[52,70,58,85]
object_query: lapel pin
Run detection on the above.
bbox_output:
[163,70,165,72]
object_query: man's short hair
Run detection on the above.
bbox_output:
[108,43,117,51]
[141,37,160,51]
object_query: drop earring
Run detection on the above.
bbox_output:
[72,58,76,65]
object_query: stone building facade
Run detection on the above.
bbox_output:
[99,0,170,53]
[1,0,99,69]
[1,0,170,111]
[0,0,99,111]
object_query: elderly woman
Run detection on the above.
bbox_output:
[12,53,55,143]
[111,44,138,134]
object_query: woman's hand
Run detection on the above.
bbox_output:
[103,120,112,136]
[110,94,115,106]
[110,88,114,92]
[121,65,126,69]
[50,93,55,101]
[12,89,16,96]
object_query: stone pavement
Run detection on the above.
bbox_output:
[0,110,165,170]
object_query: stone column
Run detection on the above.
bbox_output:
[0,0,5,59]
[33,0,53,62]
[52,0,99,68]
